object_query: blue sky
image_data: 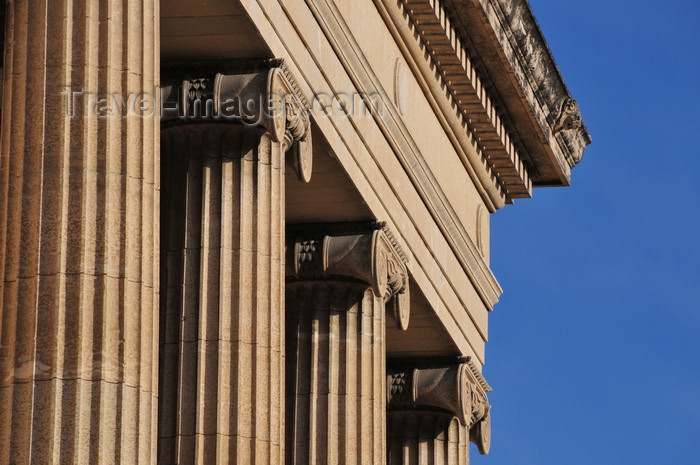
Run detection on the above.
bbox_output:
[473,1,700,464]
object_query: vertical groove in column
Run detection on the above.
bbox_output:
[0,1,160,464]
[286,281,386,465]
[159,124,285,465]
[387,412,470,465]
[373,290,386,464]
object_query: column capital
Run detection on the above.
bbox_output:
[161,59,313,182]
[286,223,410,330]
[387,357,492,454]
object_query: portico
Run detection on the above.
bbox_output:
[0,1,589,464]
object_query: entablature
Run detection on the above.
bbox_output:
[233,0,505,362]
[446,0,592,184]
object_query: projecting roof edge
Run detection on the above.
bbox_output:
[445,0,591,185]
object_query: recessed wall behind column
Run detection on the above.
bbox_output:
[160,0,271,61]
[286,126,375,223]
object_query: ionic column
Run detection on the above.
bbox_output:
[286,226,410,465]
[0,2,159,464]
[386,359,492,465]
[158,64,312,465]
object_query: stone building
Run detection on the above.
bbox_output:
[0,0,590,464]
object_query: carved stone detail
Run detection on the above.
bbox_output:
[386,360,492,455]
[162,61,313,182]
[469,391,491,455]
[287,227,410,329]
[552,97,582,134]
[388,371,414,406]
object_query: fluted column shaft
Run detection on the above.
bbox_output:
[285,228,410,465]
[157,63,313,465]
[286,281,386,465]
[387,412,469,465]
[0,1,160,464]
[159,124,285,465]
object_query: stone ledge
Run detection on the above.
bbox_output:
[417,0,591,187]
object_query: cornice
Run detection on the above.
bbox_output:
[373,0,515,206]
[445,0,592,184]
[383,0,590,191]
[399,0,532,200]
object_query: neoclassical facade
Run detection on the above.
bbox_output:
[0,1,590,464]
